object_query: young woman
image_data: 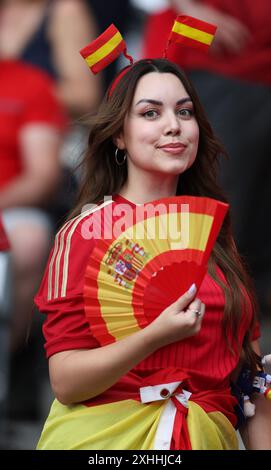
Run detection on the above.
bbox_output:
[35,58,268,450]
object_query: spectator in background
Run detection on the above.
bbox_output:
[142,0,271,314]
[0,0,103,178]
[0,0,101,117]
[0,58,66,421]
[0,59,66,350]
[0,0,102,426]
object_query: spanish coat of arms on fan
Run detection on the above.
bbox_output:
[84,196,228,346]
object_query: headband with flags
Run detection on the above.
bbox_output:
[80,24,133,75]
[164,15,217,56]
[80,16,217,95]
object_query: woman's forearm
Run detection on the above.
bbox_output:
[0,172,59,210]
[49,325,159,405]
[49,289,200,405]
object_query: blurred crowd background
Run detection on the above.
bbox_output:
[0,0,270,449]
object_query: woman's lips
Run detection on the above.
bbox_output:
[158,143,187,155]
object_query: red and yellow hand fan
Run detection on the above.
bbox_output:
[84,196,228,346]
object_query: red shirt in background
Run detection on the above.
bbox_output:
[0,60,67,190]
[143,0,271,86]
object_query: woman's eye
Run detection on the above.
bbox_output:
[143,109,159,119]
[178,108,194,118]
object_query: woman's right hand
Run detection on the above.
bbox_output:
[147,284,205,349]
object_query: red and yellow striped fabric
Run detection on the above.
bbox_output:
[80,24,126,74]
[37,368,238,450]
[169,15,217,52]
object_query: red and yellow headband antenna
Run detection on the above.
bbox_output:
[163,15,217,58]
[80,24,133,75]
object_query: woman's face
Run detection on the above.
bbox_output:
[116,72,199,179]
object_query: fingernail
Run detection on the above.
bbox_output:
[188,283,197,295]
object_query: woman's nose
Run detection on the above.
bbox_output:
[164,113,181,135]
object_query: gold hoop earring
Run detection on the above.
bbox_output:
[115,148,127,166]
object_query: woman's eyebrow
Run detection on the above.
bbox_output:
[135,99,163,106]
[135,97,192,106]
[176,98,192,105]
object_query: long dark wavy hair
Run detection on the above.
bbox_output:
[70,58,258,371]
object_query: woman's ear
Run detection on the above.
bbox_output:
[113,132,126,150]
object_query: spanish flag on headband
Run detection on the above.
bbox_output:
[80,24,133,74]
[168,15,217,52]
